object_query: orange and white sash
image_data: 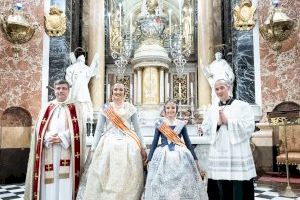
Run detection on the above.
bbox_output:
[103,104,142,149]
[155,119,186,147]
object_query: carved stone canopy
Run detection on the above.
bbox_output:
[131,43,171,70]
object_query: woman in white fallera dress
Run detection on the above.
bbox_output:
[145,100,208,200]
[77,83,147,200]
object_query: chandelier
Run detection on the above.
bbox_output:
[168,0,192,77]
[107,0,193,78]
[108,3,133,80]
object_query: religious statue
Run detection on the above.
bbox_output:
[203,52,235,104]
[110,7,122,52]
[182,6,192,49]
[65,53,99,123]
[146,0,159,15]
[233,0,256,31]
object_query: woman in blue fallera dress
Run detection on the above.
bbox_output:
[145,100,208,200]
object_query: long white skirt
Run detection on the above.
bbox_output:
[78,131,144,200]
[145,145,208,200]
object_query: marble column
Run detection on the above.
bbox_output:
[88,0,105,111]
[137,69,142,104]
[159,69,164,104]
[231,0,255,104]
[164,72,169,101]
[48,0,71,100]
[197,0,214,108]
[134,72,138,105]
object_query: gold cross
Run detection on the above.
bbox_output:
[74,133,79,140]
[62,160,69,166]
[72,116,77,122]
[34,173,39,180]
[45,164,52,171]
[41,118,47,124]
[75,170,80,177]
[75,152,80,158]
[36,154,40,160]
[34,192,38,198]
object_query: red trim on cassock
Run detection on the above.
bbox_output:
[33,103,56,200]
[67,103,81,196]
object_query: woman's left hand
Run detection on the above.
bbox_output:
[200,170,206,180]
[141,148,147,167]
[196,161,206,180]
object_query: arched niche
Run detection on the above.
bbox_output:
[1,106,32,148]
[0,107,32,184]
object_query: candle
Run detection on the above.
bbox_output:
[130,83,133,103]
[107,84,111,101]
[130,13,133,45]
[190,82,193,97]
[168,9,172,36]
[189,8,192,31]
[119,3,122,37]
[179,83,182,98]
[166,82,170,99]
[108,12,111,33]
[178,0,182,26]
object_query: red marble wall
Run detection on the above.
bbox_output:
[0,1,44,122]
[258,0,300,121]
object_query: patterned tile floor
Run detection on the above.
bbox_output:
[0,183,299,199]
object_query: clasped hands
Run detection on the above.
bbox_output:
[48,133,62,144]
[218,109,228,125]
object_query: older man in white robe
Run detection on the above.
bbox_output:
[200,78,256,200]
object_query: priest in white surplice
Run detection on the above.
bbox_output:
[25,80,86,200]
[200,78,256,200]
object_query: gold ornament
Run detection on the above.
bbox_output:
[0,3,38,44]
[44,5,66,37]
[259,3,297,52]
[233,0,256,31]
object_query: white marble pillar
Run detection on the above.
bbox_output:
[197,0,214,109]
[159,68,164,104]
[164,72,169,101]
[88,0,105,111]
[137,69,142,104]
[134,72,137,105]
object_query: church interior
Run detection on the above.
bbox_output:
[0,0,299,199]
